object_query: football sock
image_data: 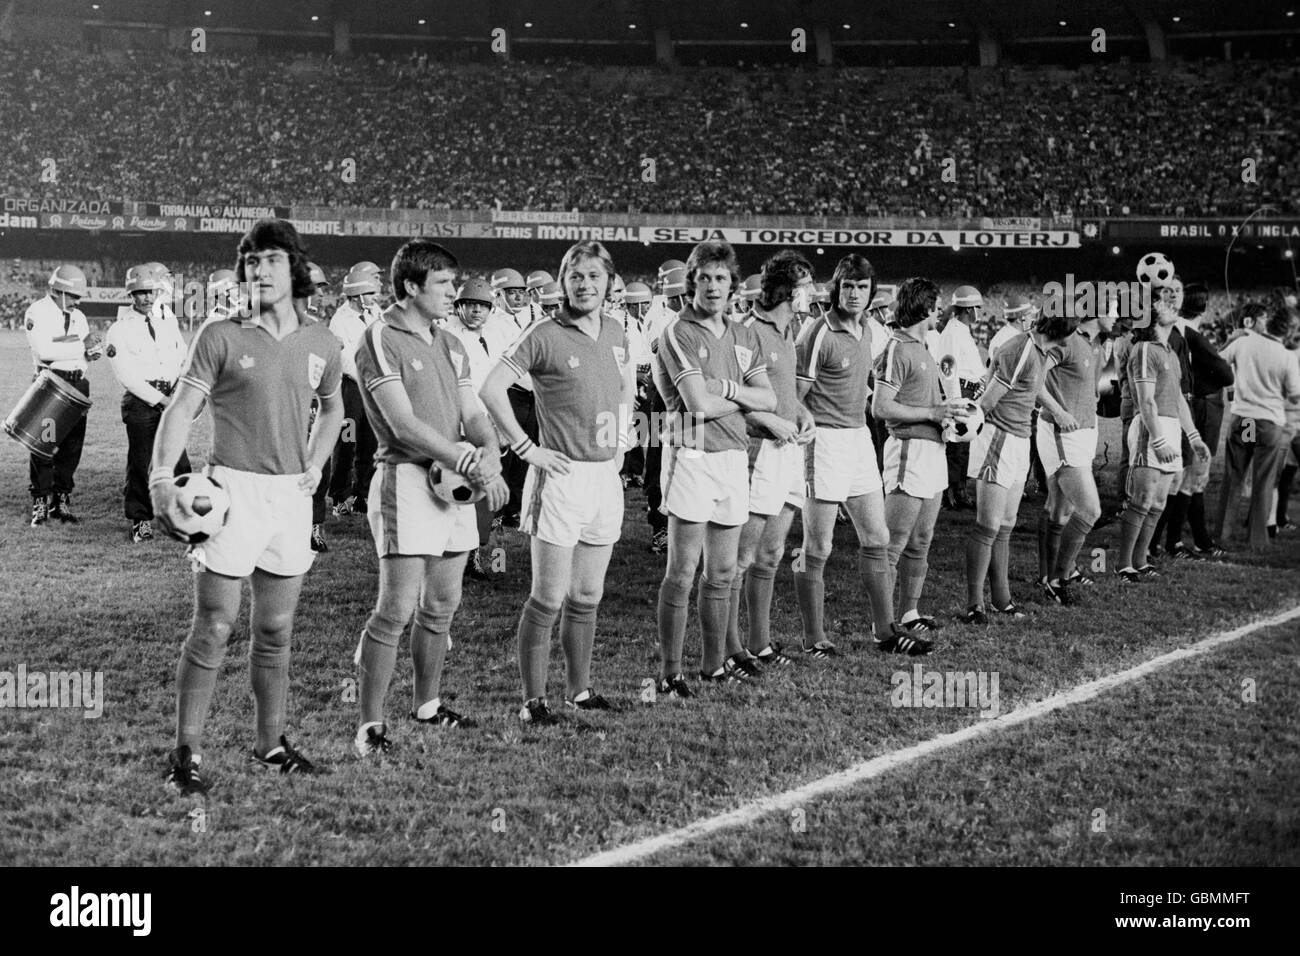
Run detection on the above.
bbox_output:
[558,597,599,700]
[965,522,999,609]
[723,572,745,657]
[1116,502,1149,571]
[1188,492,1213,550]
[1134,506,1165,569]
[743,563,777,654]
[698,575,731,674]
[657,578,691,678]
[1164,492,1191,552]
[516,597,559,702]
[1052,511,1096,583]
[249,624,291,756]
[175,629,229,750]
[410,604,453,711]
[357,608,405,727]
[1045,520,1066,582]
[896,557,929,620]
[1036,510,1051,581]
[990,525,1015,609]
[1151,500,1170,551]
[793,552,829,646]
[858,543,894,636]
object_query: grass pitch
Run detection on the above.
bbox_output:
[0,329,1296,866]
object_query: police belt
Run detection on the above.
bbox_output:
[40,366,84,383]
[147,380,177,396]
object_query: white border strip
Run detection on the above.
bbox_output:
[569,603,1300,867]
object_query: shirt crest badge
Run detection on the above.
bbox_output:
[307,352,326,388]
[733,345,753,369]
[239,354,255,370]
[612,346,627,367]
[568,355,580,369]
[697,346,708,360]
[841,356,851,369]
[411,358,424,371]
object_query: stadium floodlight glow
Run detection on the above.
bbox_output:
[418,18,426,24]
[740,22,748,28]
[629,23,636,28]
[947,22,956,28]
[1111,246,1121,255]
[524,21,533,27]
[204,9,211,15]
[1285,249,1295,259]
[311,15,318,21]
[842,23,851,29]
[1172,16,1181,22]
[1059,20,1067,26]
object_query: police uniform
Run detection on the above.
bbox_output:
[494,303,539,523]
[327,298,381,509]
[24,294,91,507]
[501,308,630,548]
[178,311,342,578]
[355,315,480,557]
[106,301,191,522]
[656,305,767,526]
[796,309,881,502]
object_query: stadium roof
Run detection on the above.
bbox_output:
[24,0,1299,46]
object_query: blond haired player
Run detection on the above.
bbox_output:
[481,241,637,723]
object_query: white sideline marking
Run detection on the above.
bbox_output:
[569,603,1300,867]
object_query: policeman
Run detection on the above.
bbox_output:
[524,270,553,323]
[105,264,191,542]
[24,265,100,527]
[206,269,243,320]
[326,262,381,519]
[491,267,536,527]
[302,262,337,552]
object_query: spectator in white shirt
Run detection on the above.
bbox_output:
[1213,301,1300,549]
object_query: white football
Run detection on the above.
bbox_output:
[1136,252,1175,285]
[943,400,985,444]
[171,473,230,544]
[428,444,485,505]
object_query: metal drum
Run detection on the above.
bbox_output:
[3,371,92,460]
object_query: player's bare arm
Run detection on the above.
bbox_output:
[480,359,571,475]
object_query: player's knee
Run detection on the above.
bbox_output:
[661,564,696,592]
[182,616,236,669]
[413,603,454,636]
[567,582,605,606]
[751,543,783,575]
[364,606,408,649]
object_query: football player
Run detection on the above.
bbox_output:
[481,241,636,723]
[963,305,1077,623]
[351,241,507,755]
[654,240,776,694]
[726,251,817,672]
[1035,291,1114,605]
[873,277,963,650]
[794,253,899,655]
[151,219,344,794]
[1117,282,1211,577]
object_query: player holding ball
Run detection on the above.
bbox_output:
[150,219,344,795]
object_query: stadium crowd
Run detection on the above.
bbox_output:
[0,43,1297,217]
